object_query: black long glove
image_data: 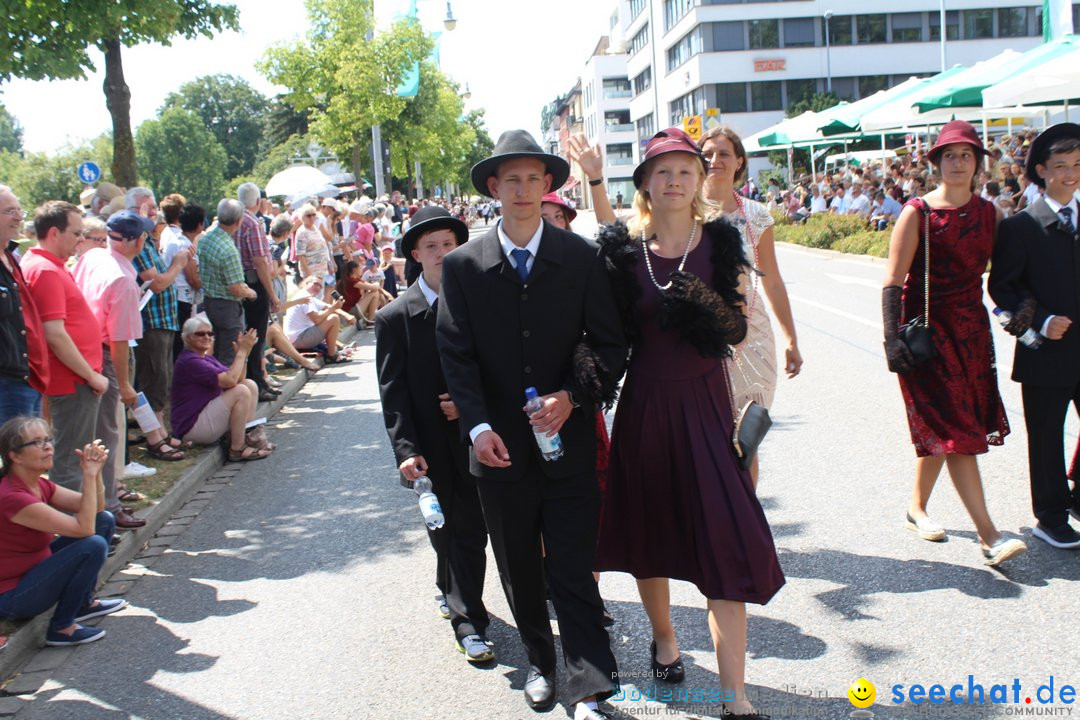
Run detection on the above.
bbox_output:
[1004,296,1037,337]
[882,285,914,374]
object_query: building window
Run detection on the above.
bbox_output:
[1075,4,1080,33]
[629,0,647,21]
[855,15,886,44]
[750,81,782,112]
[783,17,815,47]
[584,82,593,108]
[669,88,704,126]
[891,12,923,42]
[929,10,960,41]
[963,9,993,39]
[630,23,650,55]
[785,78,817,106]
[858,75,889,98]
[632,67,652,97]
[831,77,857,101]
[636,113,656,144]
[749,19,779,49]
[667,28,702,72]
[997,8,1028,37]
[603,77,632,99]
[710,21,746,51]
[605,110,632,132]
[664,0,695,32]
[716,82,748,113]
[823,15,854,45]
[607,143,635,165]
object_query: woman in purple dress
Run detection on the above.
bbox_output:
[595,129,783,719]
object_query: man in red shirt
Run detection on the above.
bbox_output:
[21,201,109,491]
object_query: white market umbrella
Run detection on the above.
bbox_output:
[982,46,1080,109]
[264,165,335,198]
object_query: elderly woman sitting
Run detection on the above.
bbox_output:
[171,318,272,462]
[0,416,126,646]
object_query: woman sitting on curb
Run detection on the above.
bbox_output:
[171,318,273,462]
[0,416,127,646]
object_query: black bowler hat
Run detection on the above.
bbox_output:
[1025,123,1080,188]
[470,129,570,197]
[401,206,468,258]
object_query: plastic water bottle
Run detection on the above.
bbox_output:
[992,307,1043,348]
[524,387,564,461]
[413,476,444,530]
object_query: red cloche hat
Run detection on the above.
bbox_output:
[540,192,577,224]
[633,127,709,188]
[927,120,986,165]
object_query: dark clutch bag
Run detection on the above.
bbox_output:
[732,400,772,470]
[899,316,937,365]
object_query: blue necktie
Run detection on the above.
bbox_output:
[510,248,531,283]
[1060,206,1075,235]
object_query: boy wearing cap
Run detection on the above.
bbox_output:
[990,122,1080,550]
[374,206,493,665]
[436,130,626,719]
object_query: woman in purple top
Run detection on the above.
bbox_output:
[171,317,273,462]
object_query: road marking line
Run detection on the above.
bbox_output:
[825,273,880,289]
[788,294,879,329]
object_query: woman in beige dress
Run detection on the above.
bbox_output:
[700,125,803,487]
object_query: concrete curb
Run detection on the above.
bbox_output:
[0,326,356,683]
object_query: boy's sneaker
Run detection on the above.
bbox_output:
[1032,522,1080,549]
[123,462,156,480]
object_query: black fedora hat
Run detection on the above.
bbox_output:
[401,205,468,258]
[471,129,570,197]
[1026,123,1080,188]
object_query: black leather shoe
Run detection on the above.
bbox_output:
[524,668,556,712]
[651,640,685,683]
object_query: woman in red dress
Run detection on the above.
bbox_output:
[882,120,1026,566]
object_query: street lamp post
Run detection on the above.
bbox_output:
[823,10,834,95]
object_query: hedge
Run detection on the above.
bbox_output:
[770,212,890,258]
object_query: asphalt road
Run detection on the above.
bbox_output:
[12,214,1079,720]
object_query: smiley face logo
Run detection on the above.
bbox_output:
[848,679,876,708]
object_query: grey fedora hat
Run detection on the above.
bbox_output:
[470,129,570,197]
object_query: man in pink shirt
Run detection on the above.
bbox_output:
[72,210,151,529]
[21,201,109,492]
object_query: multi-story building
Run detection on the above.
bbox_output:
[613,0,1078,177]
[580,36,638,207]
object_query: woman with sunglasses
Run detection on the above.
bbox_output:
[595,129,783,719]
[0,416,126,646]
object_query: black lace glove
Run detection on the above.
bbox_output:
[1004,297,1037,337]
[882,285,914,374]
[658,270,747,355]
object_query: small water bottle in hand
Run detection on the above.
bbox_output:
[414,476,444,530]
[993,307,1043,348]
[524,387,564,461]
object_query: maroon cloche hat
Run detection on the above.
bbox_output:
[633,127,709,188]
[540,192,577,224]
[927,120,986,166]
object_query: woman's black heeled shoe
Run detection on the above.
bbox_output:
[650,640,685,683]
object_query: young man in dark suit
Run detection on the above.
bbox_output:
[989,122,1080,549]
[436,130,627,720]
[374,207,494,663]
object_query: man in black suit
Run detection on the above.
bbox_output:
[989,122,1080,550]
[436,130,627,720]
[374,207,494,663]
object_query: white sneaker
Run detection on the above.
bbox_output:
[123,461,157,480]
[905,512,946,542]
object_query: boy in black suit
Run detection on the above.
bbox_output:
[436,130,627,720]
[989,122,1080,549]
[374,207,494,662]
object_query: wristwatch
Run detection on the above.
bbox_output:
[588,178,604,187]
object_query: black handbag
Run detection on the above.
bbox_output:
[732,399,772,470]
[899,207,937,365]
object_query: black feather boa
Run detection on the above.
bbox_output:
[596,217,750,359]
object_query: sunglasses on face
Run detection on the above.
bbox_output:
[192,331,215,338]
[15,436,54,450]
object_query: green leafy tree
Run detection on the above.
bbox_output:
[250,134,314,187]
[0,104,23,155]
[258,0,432,181]
[0,1,240,187]
[767,92,844,176]
[161,74,268,179]
[458,110,494,194]
[0,134,114,208]
[135,108,227,208]
[263,95,310,151]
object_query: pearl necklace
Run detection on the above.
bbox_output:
[641,220,697,291]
